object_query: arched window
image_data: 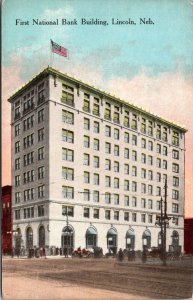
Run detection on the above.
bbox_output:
[39,226,45,248]
[126,229,135,249]
[26,227,33,249]
[61,226,74,254]
[86,227,97,248]
[142,229,151,249]
[107,228,117,253]
[171,231,179,247]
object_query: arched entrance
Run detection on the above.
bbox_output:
[142,229,151,249]
[107,228,117,254]
[171,230,179,247]
[26,227,33,249]
[39,226,45,248]
[86,227,97,248]
[126,229,135,249]
[61,226,74,255]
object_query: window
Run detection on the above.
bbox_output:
[141,138,146,149]
[105,193,111,204]
[62,186,74,199]
[105,210,111,220]
[131,114,137,130]
[84,118,90,130]
[93,208,99,219]
[93,191,99,202]
[141,153,146,164]
[172,203,179,213]
[172,131,179,146]
[114,145,119,156]
[14,106,20,120]
[38,185,45,198]
[15,141,20,153]
[114,161,119,172]
[114,211,119,220]
[141,118,146,134]
[156,186,161,196]
[163,160,167,170]
[93,156,99,168]
[62,205,74,217]
[23,115,34,131]
[141,183,146,194]
[172,163,179,173]
[156,158,161,168]
[172,150,179,160]
[124,132,129,143]
[132,135,137,145]
[62,110,74,124]
[124,180,129,191]
[83,95,90,112]
[83,153,90,166]
[148,199,153,209]
[132,197,137,207]
[24,189,34,201]
[62,148,74,161]
[84,207,90,218]
[124,148,129,159]
[38,205,45,217]
[23,134,34,149]
[148,121,153,136]
[62,129,74,143]
[114,128,119,140]
[132,182,137,192]
[148,215,153,223]
[148,170,153,180]
[105,142,111,154]
[132,166,137,176]
[156,201,161,210]
[104,103,111,120]
[38,109,44,123]
[173,177,179,187]
[124,212,129,221]
[84,189,90,201]
[157,144,161,154]
[156,124,161,140]
[162,127,168,142]
[105,176,111,187]
[38,147,44,160]
[114,194,119,205]
[62,167,74,180]
[105,159,111,170]
[172,190,179,200]
[37,82,45,105]
[15,192,20,204]
[62,84,74,106]
[38,166,45,180]
[163,146,168,156]
[15,175,21,187]
[141,198,146,208]
[23,152,34,166]
[23,170,34,184]
[124,112,129,127]
[15,210,20,220]
[124,164,129,175]
[94,121,100,133]
[132,150,137,161]
[114,178,119,188]
[15,124,20,136]
[15,158,20,170]
[147,185,153,195]
[132,213,137,222]
[141,214,146,223]
[84,171,90,183]
[141,168,146,179]
[94,139,99,151]
[157,172,161,182]
[105,125,111,137]
[148,141,153,151]
[84,135,90,148]
[38,128,44,142]
[93,97,100,116]
[113,107,120,124]
[124,195,129,206]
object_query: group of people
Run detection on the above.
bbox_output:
[117,246,148,263]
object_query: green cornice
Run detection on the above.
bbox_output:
[8,66,187,133]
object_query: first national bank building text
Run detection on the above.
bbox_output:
[9,67,186,254]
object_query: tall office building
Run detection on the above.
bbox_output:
[9,66,186,253]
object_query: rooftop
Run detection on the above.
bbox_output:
[8,66,187,132]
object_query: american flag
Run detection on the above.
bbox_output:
[51,40,68,58]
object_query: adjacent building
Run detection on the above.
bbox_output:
[2,185,12,254]
[8,66,186,253]
[184,218,193,254]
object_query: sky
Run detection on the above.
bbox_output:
[2,0,193,217]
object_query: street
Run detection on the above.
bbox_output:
[2,256,193,299]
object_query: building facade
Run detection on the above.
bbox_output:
[2,185,12,254]
[9,67,186,254]
[184,218,193,254]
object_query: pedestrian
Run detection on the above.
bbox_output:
[60,247,62,256]
[40,247,43,258]
[42,247,46,258]
[142,246,147,263]
[118,248,124,262]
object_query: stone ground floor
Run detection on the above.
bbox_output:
[13,220,183,254]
